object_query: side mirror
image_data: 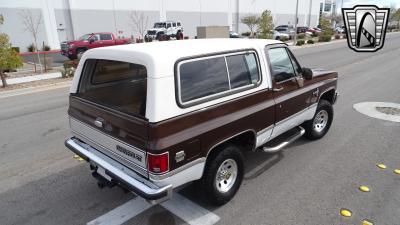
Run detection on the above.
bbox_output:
[302,68,313,80]
[89,38,95,44]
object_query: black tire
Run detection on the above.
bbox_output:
[156,32,164,40]
[304,99,333,140]
[176,30,182,40]
[200,144,244,206]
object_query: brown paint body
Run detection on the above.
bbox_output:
[68,70,337,172]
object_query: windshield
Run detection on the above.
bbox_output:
[78,34,91,41]
[154,23,166,28]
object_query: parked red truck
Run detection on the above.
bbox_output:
[61,32,131,60]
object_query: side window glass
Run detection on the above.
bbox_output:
[100,34,112,40]
[245,53,260,84]
[173,22,176,27]
[267,48,296,83]
[167,23,171,28]
[91,35,99,41]
[287,50,302,75]
[179,57,229,102]
[226,53,259,88]
[177,22,181,26]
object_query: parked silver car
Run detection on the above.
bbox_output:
[274,25,295,39]
[273,30,290,40]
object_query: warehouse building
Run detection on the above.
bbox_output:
[0,0,322,51]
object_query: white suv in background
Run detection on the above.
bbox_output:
[146,21,183,40]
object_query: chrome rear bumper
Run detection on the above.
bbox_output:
[65,138,173,204]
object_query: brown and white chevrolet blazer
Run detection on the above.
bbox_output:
[65,39,338,205]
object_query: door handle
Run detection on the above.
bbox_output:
[273,87,284,92]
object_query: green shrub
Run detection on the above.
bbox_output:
[318,35,332,42]
[11,47,20,53]
[257,10,274,39]
[296,40,305,46]
[27,43,36,52]
[307,39,314,44]
[311,33,318,37]
[334,34,341,39]
[42,45,51,51]
[297,34,305,39]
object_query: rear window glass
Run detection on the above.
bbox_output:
[78,59,147,117]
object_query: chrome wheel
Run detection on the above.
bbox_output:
[313,110,329,132]
[215,159,238,193]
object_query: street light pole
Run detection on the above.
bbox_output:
[293,0,299,45]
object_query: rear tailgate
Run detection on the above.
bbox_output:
[68,58,149,177]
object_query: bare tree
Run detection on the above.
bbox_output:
[19,9,43,73]
[325,14,342,27]
[129,11,149,42]
[241,15,260,37]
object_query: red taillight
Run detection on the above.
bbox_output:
[147,152,169,174]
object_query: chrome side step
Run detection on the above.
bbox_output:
[262,126,305,153]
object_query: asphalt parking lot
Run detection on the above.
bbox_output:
[1,33,400,225]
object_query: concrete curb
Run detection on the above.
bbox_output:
[289,39,347,49]
[0,81,71,99]
[7,72,62,85]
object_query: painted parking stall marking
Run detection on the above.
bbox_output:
[161,193,220,225]
[87,193,220,225]
[87,197,153,225]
